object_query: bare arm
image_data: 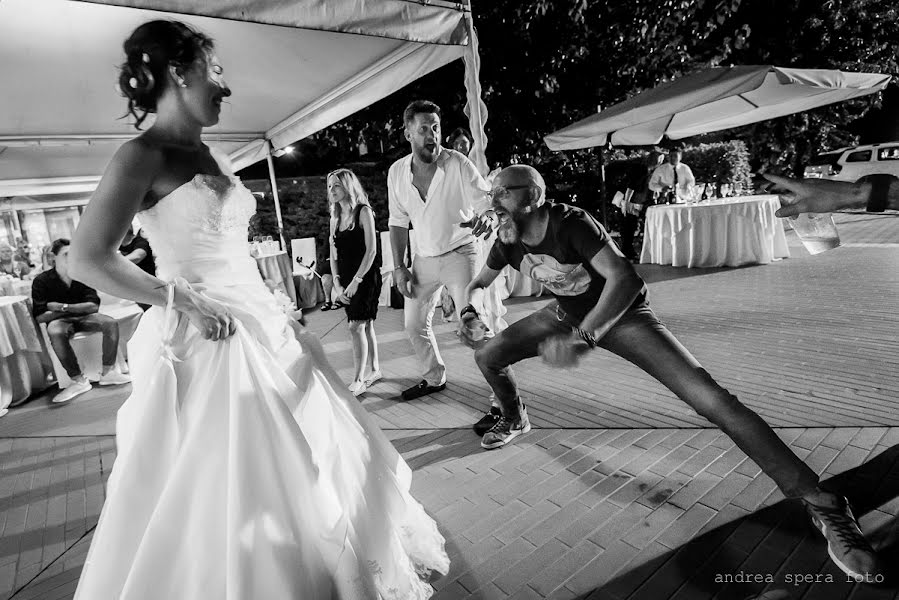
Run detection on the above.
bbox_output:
[463,264,501,313]
[122,248,148,264]
[69,140,236,341]
[578,245,646,339]
[69,140,171,307]
[328,218,342,291]
[352,206,378,280]
[389,225,414,298]
[389,225,409,269]
[47,301,99,315]
[765,173,899,216]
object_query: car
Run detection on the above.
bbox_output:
[804,142,899,182]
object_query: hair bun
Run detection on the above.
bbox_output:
[119,60,156,104]
[118,20,214,129]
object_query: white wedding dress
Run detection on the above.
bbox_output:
[74,152,449,600]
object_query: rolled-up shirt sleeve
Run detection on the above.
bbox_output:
[461,155,491,214]
[387,163,410,229]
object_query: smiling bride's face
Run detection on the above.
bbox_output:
[175,49,231,127]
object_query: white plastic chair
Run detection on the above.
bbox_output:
[291,237,318,277]
[40,292,140,388]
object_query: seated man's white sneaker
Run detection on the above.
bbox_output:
[53,378,92,403]
[98,370,131,386]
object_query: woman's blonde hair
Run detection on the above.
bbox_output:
[327,168,371,226]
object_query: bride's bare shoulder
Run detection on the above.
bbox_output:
[101,135,166,185]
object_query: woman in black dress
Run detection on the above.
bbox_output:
[328,168,382,396]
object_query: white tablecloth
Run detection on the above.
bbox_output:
[255,252,298,306]
[640,195,790,268]
[0,296,54,410]
[0,277,33,297]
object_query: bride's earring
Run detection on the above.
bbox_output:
[178,78,187,88]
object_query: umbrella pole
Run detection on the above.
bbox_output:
[265,141,287,251]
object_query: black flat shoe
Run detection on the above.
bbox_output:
[400,380,446,401]
[320,301,333,311]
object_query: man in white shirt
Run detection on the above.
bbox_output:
[649,149,696,202]
[388,100,494,401]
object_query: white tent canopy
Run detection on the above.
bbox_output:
[544,66,891,150]
[0,0,487,197]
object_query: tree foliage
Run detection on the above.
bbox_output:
[244,0,899,226]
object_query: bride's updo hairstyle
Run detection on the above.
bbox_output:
[118,20,215,129]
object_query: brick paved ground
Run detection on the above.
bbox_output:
[1,213,897,599]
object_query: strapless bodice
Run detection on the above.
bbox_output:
[138,170,260,286]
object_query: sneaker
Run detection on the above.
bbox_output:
[97,370,131,386]
[805,492,883,580]
[363,370,383,387]
[348,380,367,397]
[53,378,92,403]
[473,406,502,436]
[400,380,446,401]
[481,405,531,450]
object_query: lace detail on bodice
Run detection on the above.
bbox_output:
[137,168,260,285]
[141,174,256,234]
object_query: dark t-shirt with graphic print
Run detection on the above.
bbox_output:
[486,202,646,321]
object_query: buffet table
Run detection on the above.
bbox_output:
[0,295,54,412]
[640,195,790,268]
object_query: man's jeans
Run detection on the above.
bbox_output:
[405,243,479,386]
[46,314,119,378]
[474,302,820,499]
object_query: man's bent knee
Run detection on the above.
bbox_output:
[46,321,70,338]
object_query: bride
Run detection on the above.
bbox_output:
[70,20,449,599]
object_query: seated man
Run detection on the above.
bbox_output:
[32,239,131,404]
[458,165,882,581]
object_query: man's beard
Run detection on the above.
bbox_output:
[413,143,439,164]
[497,218,520,244]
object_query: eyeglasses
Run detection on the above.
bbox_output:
[487,185,530,201]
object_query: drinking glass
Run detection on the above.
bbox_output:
[779,197,841,255]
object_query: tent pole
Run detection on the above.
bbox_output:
[265,141,287,251]
[461,0,489,176]
[597,146,608,229]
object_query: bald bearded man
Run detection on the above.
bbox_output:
[457,164,883,582]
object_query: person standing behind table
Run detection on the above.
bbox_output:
[119,225,156,310]
[619,150,663,261]
[649,148,695,203]
[31,239,131,404]
[388,100,495,402]
[327,168,383,397]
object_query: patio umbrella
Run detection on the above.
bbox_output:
[544,65,891,151]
